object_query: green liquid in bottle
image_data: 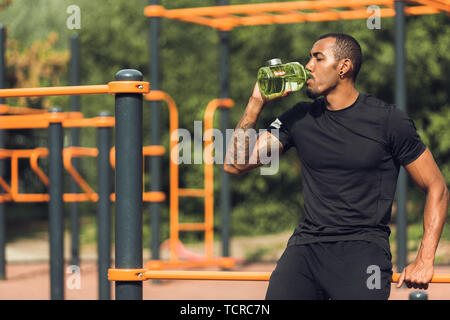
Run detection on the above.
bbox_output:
[257,59,310,99]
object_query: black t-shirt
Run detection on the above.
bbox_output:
[268,93,427,256]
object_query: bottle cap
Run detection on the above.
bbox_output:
[266,58,282,66]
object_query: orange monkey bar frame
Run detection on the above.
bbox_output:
[0,104,46,115]
[144,91,236,270]
[0,105,166,204]
[145,0,449,31]
[108,268,450,283]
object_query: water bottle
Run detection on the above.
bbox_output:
[257,58,311,99]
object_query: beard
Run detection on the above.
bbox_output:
[306,87,320,99]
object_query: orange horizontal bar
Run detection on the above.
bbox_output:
[143,145,165,156]
[146,1,394,18]
[145,1,444,30]
[0,81,150,98]
[178,188,205,197]
[109,269,450,282]
[178,223,206,231]
[408,0,450,13]
[12,194,49,202]
[0,113,114,130]
[63,117,115,128]
[0,104,46,115]
[111,191,166,202]
[0,85,109,98]
[63,193,98,202]
[143,191,166,202]
[391,273,450,284]
[0,115,49,129]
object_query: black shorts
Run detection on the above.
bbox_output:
[265,240,393,300]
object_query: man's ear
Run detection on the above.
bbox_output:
[338,58,353,77]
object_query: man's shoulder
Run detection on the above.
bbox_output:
[288,97,325,117]
[358,93,396,113]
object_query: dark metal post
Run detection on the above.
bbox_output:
[114,70,143,300]
[218,0,231,258]
[0,25,6,280]
[409,291,428,300]
[97,111,112,300]
[395,0,407,272]
[149,0,161,262]
[48,107,65,300]
[69,34,80,267]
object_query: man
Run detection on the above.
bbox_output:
[224,33,449,300]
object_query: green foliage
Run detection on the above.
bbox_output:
[417,107,450,188]
[0,1,448,242]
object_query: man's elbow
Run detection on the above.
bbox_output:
[444,186,450,204]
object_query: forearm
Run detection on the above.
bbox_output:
[416,185,449,264]
[224,97,264,172]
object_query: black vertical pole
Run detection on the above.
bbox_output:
[97,111,112,300]
[149,0,161,262]
[114,69,143,300]
[218,0,231,258]
[69,34,80,267]
[395,0,407,272]
[0,25,6,280]
[48,107,65,300]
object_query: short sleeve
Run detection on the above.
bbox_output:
[267,109,295,152]
[386,107,426,166]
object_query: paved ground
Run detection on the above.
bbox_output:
[1,231,449,300]
[1,262,449,300]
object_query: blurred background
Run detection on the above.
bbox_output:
[0,0,448,267]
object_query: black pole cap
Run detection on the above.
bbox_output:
[98,111,112,117]
[409,291,428,300]
[115,69,143,81]
[49,107,63,113]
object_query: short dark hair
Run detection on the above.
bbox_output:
[318,33,362,81]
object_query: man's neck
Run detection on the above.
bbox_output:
[324,82,359,111]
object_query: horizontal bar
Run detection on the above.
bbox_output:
[0,104,46,115]
[110,191,166,203]
[146,271,270,281]
[178,188,205,197]
[0,81,149,98]
[145,1,395,18]
[178,222,206,231]
[109,269,450,283]
[0,85,109,98]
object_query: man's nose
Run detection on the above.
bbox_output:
[305,60,313,73]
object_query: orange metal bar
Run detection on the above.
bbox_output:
[63,147,99,202]
[178,188,206,197]
[0,81,149,98]
[0,104,46,115]
[0,85,110,98]
[143,145,166,156]
[109,145,166,167]
[391,273,450,283]
[63,116,115,128]
[0,114,50,129]
[108,269,450,282]
[145,1,445,30]
[145,90,180,262]
[408,0,450,13]
[203,98,234,261]
[29,148,49,186]
[178,223,206,231]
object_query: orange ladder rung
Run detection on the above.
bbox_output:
[178,222,207,231]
